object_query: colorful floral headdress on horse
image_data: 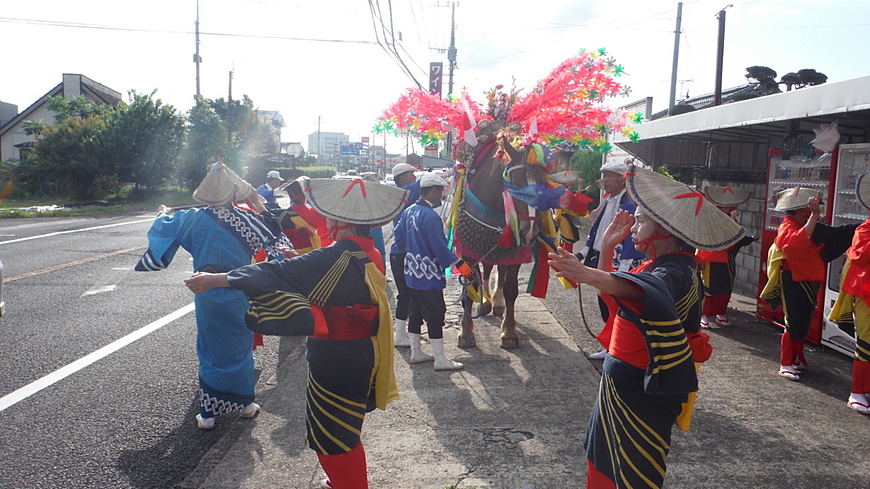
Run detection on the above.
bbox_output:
[374,48,641,161]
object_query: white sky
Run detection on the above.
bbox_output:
[2,0,869,155]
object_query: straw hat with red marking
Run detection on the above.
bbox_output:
[703,185,751,207]
[774,186,822,212]
[624,165,746,251]
[304,178,410,226]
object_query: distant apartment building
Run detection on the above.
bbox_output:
[308,131,348,163]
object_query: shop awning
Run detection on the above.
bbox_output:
[616,75,870,162]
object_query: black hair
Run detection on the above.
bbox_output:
[351,224,371,237]
[420,185,443,199]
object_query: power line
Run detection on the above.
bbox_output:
[366,0,424,89]
[0,16,379,45]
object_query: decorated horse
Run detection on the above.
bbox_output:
[376,49,640,349]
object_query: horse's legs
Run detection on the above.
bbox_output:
[458,259,485,349]
[491,266,506,317]
[499,264,520,350]
[478,263,494,316]
[458,296,477,349]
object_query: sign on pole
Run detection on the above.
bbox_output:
[429,62,443,95]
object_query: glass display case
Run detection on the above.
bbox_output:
[757,149,838,344]
[822,143,870,356]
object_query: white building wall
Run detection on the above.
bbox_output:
[0,104,58,162]
[307,132,348,162]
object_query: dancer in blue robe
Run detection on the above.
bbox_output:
[136,162,291,429]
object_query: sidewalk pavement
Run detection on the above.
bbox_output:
[179,271,870,489]
[180,274,599,489]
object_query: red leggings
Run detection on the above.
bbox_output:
[317,443,368,489]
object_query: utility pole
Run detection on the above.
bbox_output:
[227,69,233,146]
[316,116,321,162]
[714,5,731,106]
[193,0,202,98]
[668,2,683,115]
[444,2,457,159]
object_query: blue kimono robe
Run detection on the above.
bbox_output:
[394,199,458,291]
[136,205,287,419]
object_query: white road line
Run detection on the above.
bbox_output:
[0,302,195,413]
[0,217,155,245]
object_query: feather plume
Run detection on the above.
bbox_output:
[374,48,640,153]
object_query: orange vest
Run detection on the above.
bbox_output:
[775,216,825,282]
[843,219,870,301]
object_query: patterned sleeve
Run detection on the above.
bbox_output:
[226,244,372,305]
[611,269,698,396]
[134,210,192,271]
[425,210,459,268]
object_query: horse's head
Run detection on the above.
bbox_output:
[500,137,549,247]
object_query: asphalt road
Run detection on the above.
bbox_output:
[0,212,288,489]
[5,205,869,489]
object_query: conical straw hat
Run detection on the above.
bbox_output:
[856,174,870,212]
[774,186,821,212]
[625,165,745,251]
[193,162,238,206]
[549,170,581,185]
[703,185,751,207]
[305,178,410,226]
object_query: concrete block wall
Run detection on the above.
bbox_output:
[702,180,768,297]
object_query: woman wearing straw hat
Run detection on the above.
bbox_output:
[762,187,856,382]
[697,185,755,328]
[183,177,409,489]
[135,162,293,430]
[271,176,330,255]
[830,174,870,414]
[549,165,744,489]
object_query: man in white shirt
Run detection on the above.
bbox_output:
[576,160,646,358]
[257,170,289,208]
[577,160,645,273]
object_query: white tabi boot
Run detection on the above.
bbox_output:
[431,338,464,371]
[409,333,434,364]
[394,318,410,348]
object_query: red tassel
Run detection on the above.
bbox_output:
[560,190,594,216]
[529,244,550,298]
[498,226,514,248]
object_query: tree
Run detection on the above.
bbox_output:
[17,96,117,198]
[569,150,606,210]
[744,66,782,95]
[17,114,111,198]
[178,97,229,190]
[101,90,186,190]
[179,95,280,189]
[780,69,828,91]
[211,95,279,178]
